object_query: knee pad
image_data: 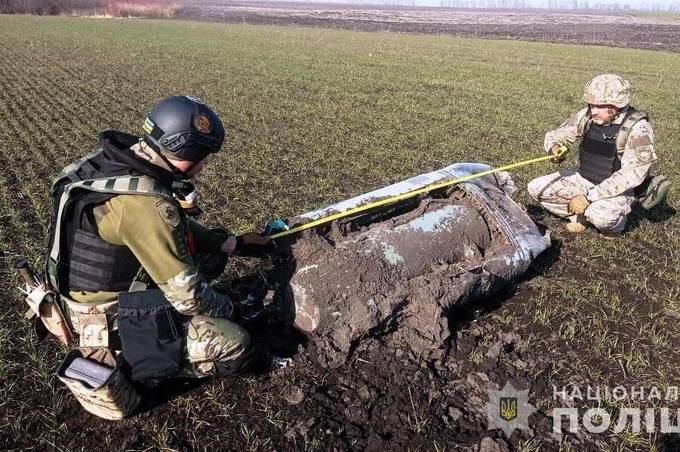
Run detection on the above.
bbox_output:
[214,341,270,377]
[187,317,251,363]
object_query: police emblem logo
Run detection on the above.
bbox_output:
[486,382,536,437]
[156,200,181,228]
[500,397,518,421]
[194,113,212,134]
[635,145,655,164]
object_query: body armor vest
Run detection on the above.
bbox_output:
[47,131,177,294]
[578,107,648,185]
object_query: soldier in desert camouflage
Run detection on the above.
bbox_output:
[47,96,270,384]
[528,74,669,239]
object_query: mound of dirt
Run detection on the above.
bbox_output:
[274,163,550,368]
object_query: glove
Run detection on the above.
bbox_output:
[264,218,289,236]
[550,144,569,164]
[568,194,590,215]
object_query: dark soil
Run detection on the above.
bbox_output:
[177,1,680,53]
[2,239,670,451]
[0,280,582,452]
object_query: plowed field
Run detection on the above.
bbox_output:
[179,1,680,52]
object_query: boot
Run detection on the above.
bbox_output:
[636,174,671,210]
[565,216,587,234]
[599,230,622,241]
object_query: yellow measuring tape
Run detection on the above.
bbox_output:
[270,148,568,240]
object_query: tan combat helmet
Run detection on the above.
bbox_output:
[583,74,632,108]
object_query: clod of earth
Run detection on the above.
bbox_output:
[278,163,550,367]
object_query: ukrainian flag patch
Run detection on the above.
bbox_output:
[143,117,155,134]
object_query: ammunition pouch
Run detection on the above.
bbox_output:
[78,313,110,348]
[58,348,140,420]
[118,289,186,381]
[62,297,118,349]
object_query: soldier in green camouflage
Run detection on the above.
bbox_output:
[527,74,669,239]
[48,96,270,380]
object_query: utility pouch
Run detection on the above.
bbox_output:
[57,348,140,420]
[117,289,184,381]
[78,313,109,348]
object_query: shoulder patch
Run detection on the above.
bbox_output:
[155,200,181,228]
[634,145,657,164]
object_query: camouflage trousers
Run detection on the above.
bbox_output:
[527,171,634,233]
[181,251,253,378]
[180,315,252,378]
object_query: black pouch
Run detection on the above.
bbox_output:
[117,289,185,381]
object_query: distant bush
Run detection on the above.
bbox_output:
[105,1,178,18]
[0,0,177,17]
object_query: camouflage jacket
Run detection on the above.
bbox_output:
[544,107,658,202]
[67,140,234,319]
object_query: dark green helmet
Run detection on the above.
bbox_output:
[142,95,225,163]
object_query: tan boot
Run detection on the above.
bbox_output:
[565,216,587,234]
[565,222,586,234]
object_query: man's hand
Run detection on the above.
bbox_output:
[568,194,590,215]
[229,283,270,323]
[550,144,569,164]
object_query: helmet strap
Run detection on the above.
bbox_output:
[161,153,192,180]
[142,138,192,180]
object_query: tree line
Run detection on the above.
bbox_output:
[0,0,177,16]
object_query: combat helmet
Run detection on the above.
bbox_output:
[142,95,225,163]
[583,74,631,109]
